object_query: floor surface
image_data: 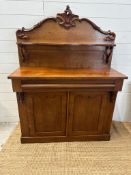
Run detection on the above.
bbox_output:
[0,122,17,150]
[0,122,131,175]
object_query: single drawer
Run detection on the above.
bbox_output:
[21,83,115,92]
[11,79,123,92]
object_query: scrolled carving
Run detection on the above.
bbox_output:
[56,5,79,29]
[104,30,116,41]
[17,27,29,39]
[16,5,116,39]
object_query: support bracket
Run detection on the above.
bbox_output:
[17,92,25,103]
[109,92,116,103]
[103,46,113,64]
[19,44,28,62]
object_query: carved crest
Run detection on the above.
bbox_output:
[56,5,79,29]
[17,27,29,39]
[104,31,116,41]
[16,5,116,42]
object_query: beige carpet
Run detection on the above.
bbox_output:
[0,122,131,175]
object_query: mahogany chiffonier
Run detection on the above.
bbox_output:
[8,6,127,143]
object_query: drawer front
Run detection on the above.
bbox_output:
[11,79,124,92]
[21,82,115,92]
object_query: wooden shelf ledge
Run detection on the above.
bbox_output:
[17,42,116,47]
[8,67,127,80]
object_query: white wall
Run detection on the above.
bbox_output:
[0,0,131,122]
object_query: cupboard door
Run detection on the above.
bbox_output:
[68,91,114,136]
[24,92,67,137]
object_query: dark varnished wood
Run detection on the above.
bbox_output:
[8,6,127,143]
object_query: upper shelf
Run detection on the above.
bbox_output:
[17,42,116,47]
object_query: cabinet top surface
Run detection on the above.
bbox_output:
[8,67,127,80]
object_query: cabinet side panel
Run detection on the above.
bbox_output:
[101,92,117,134]
[16,92,29,137]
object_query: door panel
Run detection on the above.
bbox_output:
[25,92,67,137]
[68,91,110,136]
